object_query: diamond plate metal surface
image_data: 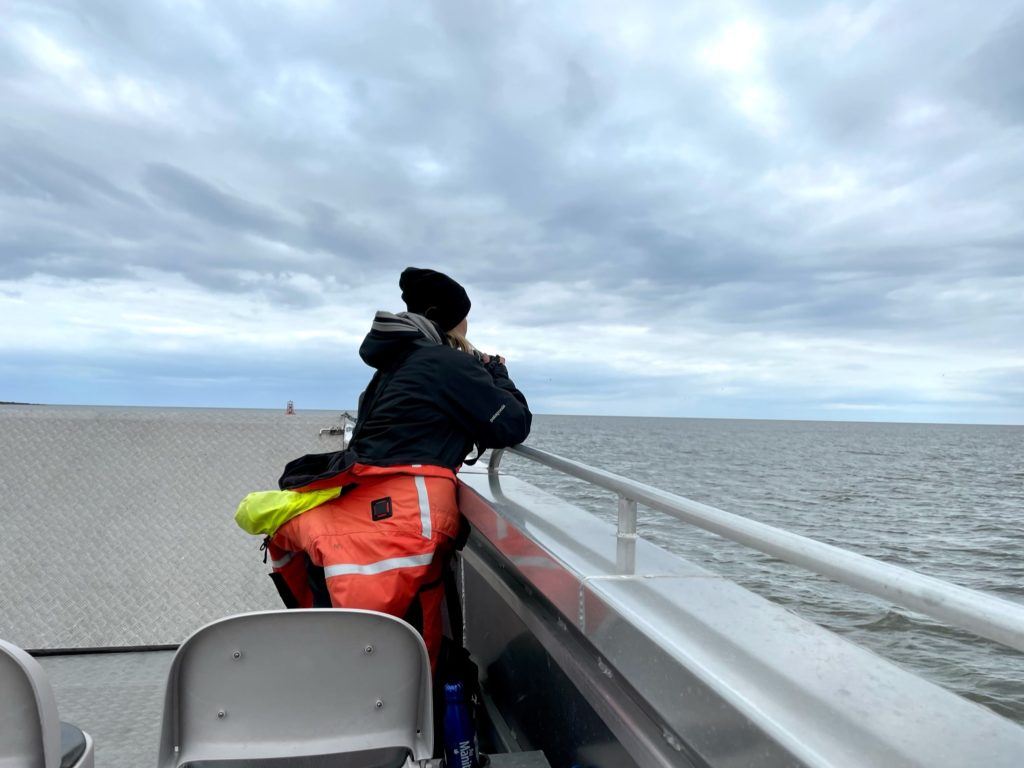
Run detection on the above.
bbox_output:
[0,404,347,649]
[39,651,173,768]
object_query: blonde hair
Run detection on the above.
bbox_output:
[446,329,478,356]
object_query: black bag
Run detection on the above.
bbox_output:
[277,448,360,491]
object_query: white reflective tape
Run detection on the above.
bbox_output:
[324,551,434,578]
[414,475,432,539]
[489,404,506,423]
[270,551,295,569]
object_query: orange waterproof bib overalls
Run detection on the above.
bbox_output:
[266,462,459,671]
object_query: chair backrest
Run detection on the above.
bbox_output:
[0,639,61,768]
[157,609,433,767]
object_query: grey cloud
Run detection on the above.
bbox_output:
[0,142,144,208]
[2,0,1023,419]
[0,236,133,281]
[564,60,601,127]
[958,13,1024,123]
[299,200,391,266]
[142,163,291,238]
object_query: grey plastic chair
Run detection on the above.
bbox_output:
[157,609,434,768]
[0,638,95,768]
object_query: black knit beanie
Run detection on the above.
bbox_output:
[399,267,471,332]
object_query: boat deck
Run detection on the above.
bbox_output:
[1,405,325,650]
[37,651,173,767]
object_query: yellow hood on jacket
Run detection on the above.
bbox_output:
[234,487,342,536]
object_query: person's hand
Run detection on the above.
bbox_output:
[481,353,506,365]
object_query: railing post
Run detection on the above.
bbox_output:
[616,495,638,575]
[488,449,505,476]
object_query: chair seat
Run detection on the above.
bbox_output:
[181,745,410,767]
[60,722,88,768]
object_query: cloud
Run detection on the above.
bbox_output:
[142,163,290,237]
[1,0,1022,422]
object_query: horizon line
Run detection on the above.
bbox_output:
[3,400,1021,428]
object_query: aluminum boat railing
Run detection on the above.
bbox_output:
[488,444,1024,655]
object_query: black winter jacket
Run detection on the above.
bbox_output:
[349,313,532,470]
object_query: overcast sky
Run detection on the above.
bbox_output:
[1,1,1022,423]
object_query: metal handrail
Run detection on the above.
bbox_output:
[488,445,1024,655]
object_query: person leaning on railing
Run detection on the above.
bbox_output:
[266,267,532,671]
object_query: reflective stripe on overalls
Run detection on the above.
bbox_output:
[269,464,459,671]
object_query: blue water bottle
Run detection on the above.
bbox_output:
[442,681,480,768]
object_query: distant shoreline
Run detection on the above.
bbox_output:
[0,401,1020,427]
